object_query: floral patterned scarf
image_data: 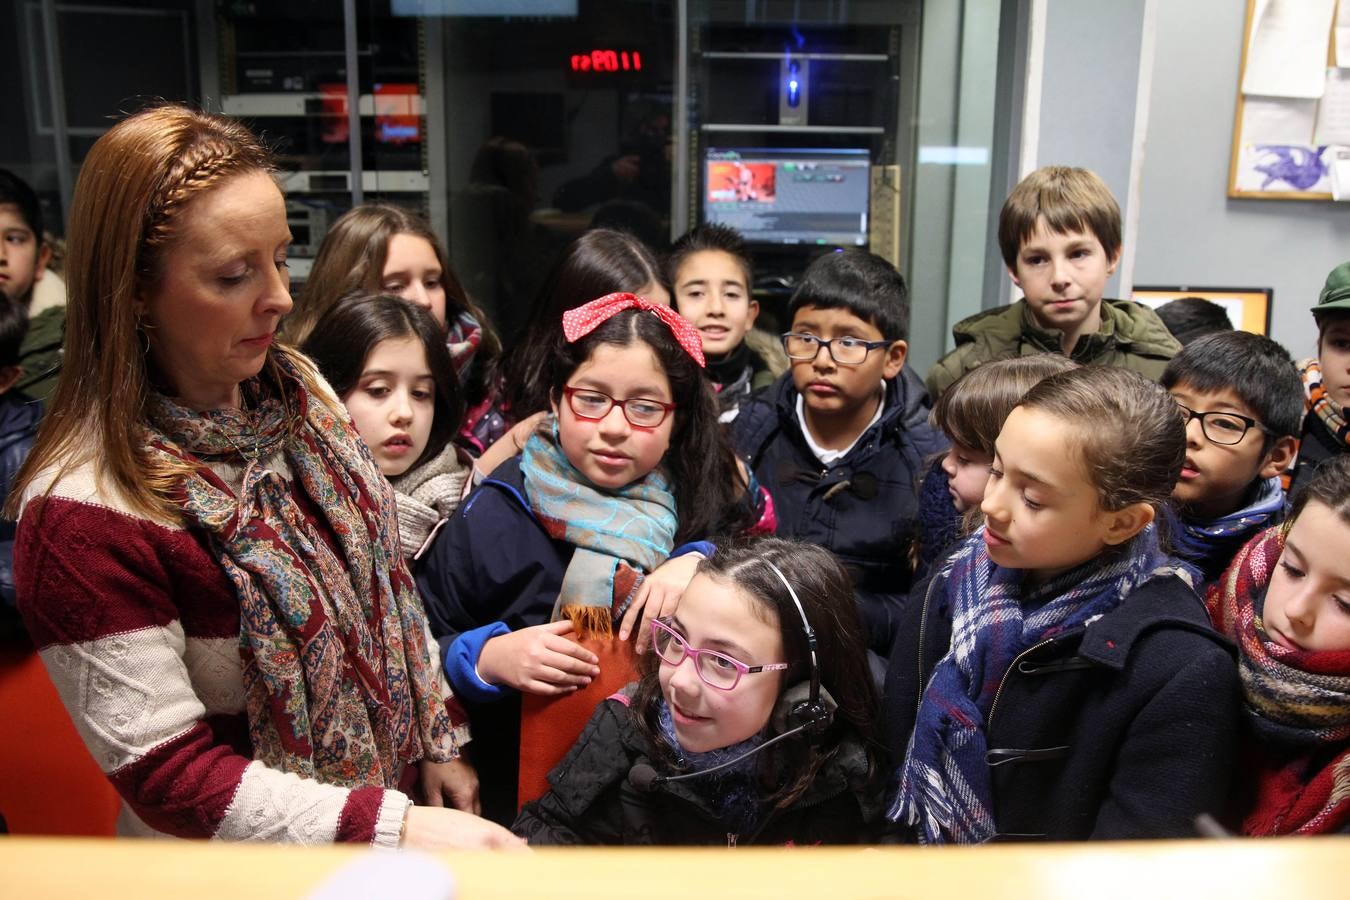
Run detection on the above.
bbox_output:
[144,352,458,789]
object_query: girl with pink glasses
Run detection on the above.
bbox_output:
[513,537,886,845]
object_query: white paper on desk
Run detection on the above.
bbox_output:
[1337,0,1350,67]
[1316,69,1350,143]
[1331,146,1350,199]
[1243,0,1337,98]
[1243,96,1318,143]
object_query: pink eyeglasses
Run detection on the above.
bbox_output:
[650,618,788,691]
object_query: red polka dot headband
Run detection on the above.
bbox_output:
[560,292,706,367]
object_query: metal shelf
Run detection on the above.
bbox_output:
[701,124,886,134]
[701,52,888,62]
[221,93,425,117]
[286,257,314,280]
[278,170,429,193]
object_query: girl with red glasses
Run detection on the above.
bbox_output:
[415,293,763,823]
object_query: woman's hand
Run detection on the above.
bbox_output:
[477,620,600,695]
[400,806,528,851]
[475,411,547,479]
[619,552,704,652]
[419,756,481,815]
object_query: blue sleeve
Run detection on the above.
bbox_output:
[444,621,514,703]
[670,541,715,560]
[415,478,566,662]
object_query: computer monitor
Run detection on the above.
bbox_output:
[701,147,870,247]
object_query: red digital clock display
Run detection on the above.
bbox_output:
[571,49,643,74]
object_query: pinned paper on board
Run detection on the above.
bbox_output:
[1337,0,1350,67]
[1233,144,1333,193]
[1231,0,1348,199]
[1314,69,1350,144]
[1331,147,1350,199]
[1242,0,1337,98]
[1242,97,1317,143]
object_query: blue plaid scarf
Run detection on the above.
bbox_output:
[1172,476,1286,583]
[888,524,1178,843]
[656,700,766,834]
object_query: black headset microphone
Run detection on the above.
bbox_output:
[628,559,836,794]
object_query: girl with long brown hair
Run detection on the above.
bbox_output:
[287,203,507,454]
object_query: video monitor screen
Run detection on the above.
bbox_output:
[702,148,870,247]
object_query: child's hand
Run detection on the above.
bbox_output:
[619,552,703,652]
[400,806,529,851]
[419,756,481,815]
[478,620,600,695]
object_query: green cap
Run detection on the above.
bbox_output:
[1314,261,1350,314]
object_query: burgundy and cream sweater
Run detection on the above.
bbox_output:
[15,456,471,846]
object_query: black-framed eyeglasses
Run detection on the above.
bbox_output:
[561,385,676,428]
[1175,401,1272,446]
[781,332,892,366]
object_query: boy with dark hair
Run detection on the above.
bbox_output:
[1163,330,1301,584]
[733,249,946,654]
[0,297,42,642]
[0,168,62,402]
[668,223,786,421]
[926,166,1179,399]
[0,169,51,309]
[1288,261,1350,494]
[1154,296,1234,346]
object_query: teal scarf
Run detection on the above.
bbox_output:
[521,416,678,622]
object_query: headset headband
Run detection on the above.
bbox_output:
[763,558,820,710]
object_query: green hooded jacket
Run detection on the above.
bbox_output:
[16,305,65,404]
[925,298,1180,400]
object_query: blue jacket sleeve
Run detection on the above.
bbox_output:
[670,541,715,560]
[415,476,568,672]
[444,621,513,702]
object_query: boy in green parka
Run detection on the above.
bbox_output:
[926,166,1178,400]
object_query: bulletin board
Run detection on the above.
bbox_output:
[1132,286,1273,337]
[1228,0,1350,200]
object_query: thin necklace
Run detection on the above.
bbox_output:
[220,385,263,462]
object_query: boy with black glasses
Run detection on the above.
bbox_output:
[733,249,945,657]
[1162,330,1302,585]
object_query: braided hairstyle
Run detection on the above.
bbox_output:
[8,104,325,523]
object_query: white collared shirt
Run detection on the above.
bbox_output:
[794,381,887,466]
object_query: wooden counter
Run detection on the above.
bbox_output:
[2,835,1346,899]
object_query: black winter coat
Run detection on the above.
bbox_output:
[513,695,885,846]
[416,456,573,824]
[0,393,41,635]
[883,570,1242,841]
[732,369,946,652]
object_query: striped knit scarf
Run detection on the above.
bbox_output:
[521,416,677,625]
[146,352,457,790]
[889,524,1174,843]
[389,440,472,559]
[1205,526,1350,834]
[446,310,483,380]
[1289,359,1350,489]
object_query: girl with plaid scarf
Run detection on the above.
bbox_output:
[885,367,1240,842]
[1207,455,1350,835]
